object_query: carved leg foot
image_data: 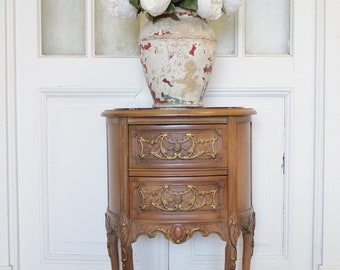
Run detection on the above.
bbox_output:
[121,242,134,270]
[106,213,119,270]
[240,211,256,270]
[225,215,241,270]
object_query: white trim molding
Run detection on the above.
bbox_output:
[313,0,326,269]
[0,0,9,264]
[2,0,19,270]
[320,266,340,270]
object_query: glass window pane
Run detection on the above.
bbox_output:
[245,0,290,55]
[94,0,139,56]
[41,0,86,56]
[211,14,236,55]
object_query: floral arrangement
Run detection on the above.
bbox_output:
[107,0,242,22]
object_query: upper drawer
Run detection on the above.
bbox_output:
[129,125,227,169]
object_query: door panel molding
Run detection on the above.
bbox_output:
[38,88,139,264]
[37,88,169,268]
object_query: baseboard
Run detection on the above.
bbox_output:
[320,266,340,270]
[0,267,12,270]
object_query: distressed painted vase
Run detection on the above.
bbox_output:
[138,9,217,107]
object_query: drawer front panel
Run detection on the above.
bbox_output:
[129,125,227,169]
[130,176,227,220]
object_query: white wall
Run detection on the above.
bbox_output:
[321,0,340,269]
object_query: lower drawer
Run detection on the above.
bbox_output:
[130,176,227,221]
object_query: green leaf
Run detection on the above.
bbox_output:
[177,0,198,11]
[129,0,142,10]
[166,3,179,20]
[166,3,176,14]
[170,13,180,21]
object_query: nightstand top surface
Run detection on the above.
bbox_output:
[102,107,256,118]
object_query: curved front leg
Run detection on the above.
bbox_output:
[120,241,134,270]
[225,215,241,270]
[107,233,119,270]
[119,214,134,270]
[106,213,119,270]
[240,211,256,270]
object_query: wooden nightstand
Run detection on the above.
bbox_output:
[102,107,256,270]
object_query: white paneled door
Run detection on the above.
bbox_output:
[11,0,316,270]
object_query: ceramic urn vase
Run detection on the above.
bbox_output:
[138,8,217,107]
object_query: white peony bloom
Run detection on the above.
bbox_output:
[223,0,242,15]
[140,0,171,17]
[197,0,223,21]
[107,0,138,20]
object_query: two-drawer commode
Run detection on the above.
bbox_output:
[102,107,256,270]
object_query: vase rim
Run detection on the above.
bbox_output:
[174,7,200,18]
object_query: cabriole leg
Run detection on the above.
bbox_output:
[225,216,241,270]
[241,211,256,270]
[106,213,119,270]
[119,213,134,270]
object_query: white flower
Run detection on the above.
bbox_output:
[223,0,242,15]
[107,0,138,20]
[106,0,243,21]
[197,0,223,21]
[140,0,171,17]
